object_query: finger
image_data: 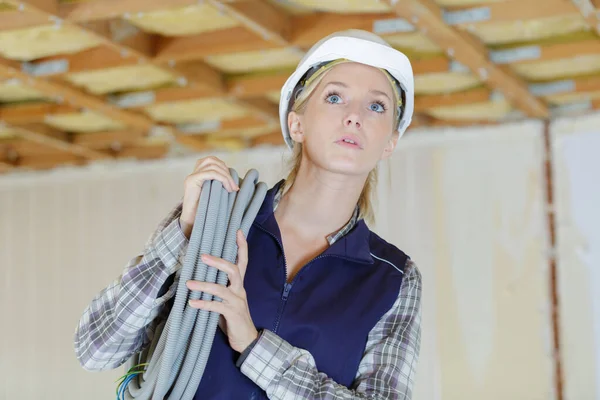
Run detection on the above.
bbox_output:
[186,280,232,302]
[196,158,238,191]
[188,168,235,192]
[188,298,227,315]
[201,254,242,289]
[236,230,249,282]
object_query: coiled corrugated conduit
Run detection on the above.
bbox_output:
[117,168,268,400]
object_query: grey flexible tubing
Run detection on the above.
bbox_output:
[121,168,268,400]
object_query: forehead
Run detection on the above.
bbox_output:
[321,62,393,93]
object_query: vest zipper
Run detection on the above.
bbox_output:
[255,224,368,334]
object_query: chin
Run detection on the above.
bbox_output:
[322,156,373,176]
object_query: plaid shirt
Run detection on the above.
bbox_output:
[74,189,422,399]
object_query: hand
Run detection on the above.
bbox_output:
[186,230,258,353]
[180,156,239,239]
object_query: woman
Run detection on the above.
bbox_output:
[75,29,422,399]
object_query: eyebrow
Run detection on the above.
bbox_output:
[324,81,392,102]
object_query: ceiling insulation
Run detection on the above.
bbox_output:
[427,100,513,120]
[205,48,305,74]
[65,64,177,95]
[44,111,126,133]
[124,3,240,36]
[144,98,250,124]
[0,80,47,103]
[512,54,600,81]
[415,72,482,95]
[0,24,102,61]
[468,14,588,45]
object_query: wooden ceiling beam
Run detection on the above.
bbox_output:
[383,0,549,118]
[8,124,110,160]
[16,153,86,169]
[249,130,283,147]
[0,10,50,32]
[446,0,579,25]
[58,0,200,22]
[0,160,15,172]
[567,0,600,35]
[415,87,492,109]
[0,103,79,124]
[0,58,154,130]
[4,1,225,93]
[0,56,154,130]
[154,27,279,63]
[209,0,291,45]
[71,130,147,148]
[28,46,141,76]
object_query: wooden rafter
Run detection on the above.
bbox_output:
[569,0,600,35]
[0,57,153,130]
[208,0,291,46]
[383,0,550,118]
[8,124,109,160]
[4,0,225,93]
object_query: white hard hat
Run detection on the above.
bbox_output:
[279,29,414,150]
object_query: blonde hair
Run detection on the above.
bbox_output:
[280,62,401,226]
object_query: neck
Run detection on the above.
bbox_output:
[274,163,366,240]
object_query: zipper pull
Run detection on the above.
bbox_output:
[282,283,292,300]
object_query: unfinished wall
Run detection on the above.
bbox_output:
[551,113,600,400]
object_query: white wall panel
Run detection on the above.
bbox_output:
[374,121,555,400]
[551,112,600,400]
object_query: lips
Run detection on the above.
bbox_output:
[336,135,363,149]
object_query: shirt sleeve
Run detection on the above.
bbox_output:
[74,202,188,372]
[239,260,423,400]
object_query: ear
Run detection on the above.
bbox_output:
[287,111,305,144]
[380,133,399,161]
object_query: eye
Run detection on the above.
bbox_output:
[325,92,342,104]
[370,101,387,113]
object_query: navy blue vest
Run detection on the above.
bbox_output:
[193,181,408,399]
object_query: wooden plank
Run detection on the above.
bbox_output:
[3,1,225,92]
[511,40,600,65]
[415,87,491,109]
[227,71,290,98]
[208,0,291,45]
[9,124,110,160]
[567,0,600,36]
[116,144,169,159]
[250,130,283,147]
[17,153,86,169]
[448,0,579,25]
[154,26,278,63]
[0,103,79,124]
[22,0,57,14]
[383,0,549,118]
[291,13,410,48]
[108,86,219,109]
[59,0,199,22]
[237,97,279,121]
[0,10,50,31]
[412,56,451,74]
[72,130,146,148]
[0,160,15,172]
[32,46,141,75]
[0,56,154,130]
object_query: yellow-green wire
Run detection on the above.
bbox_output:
[115,363,149,396]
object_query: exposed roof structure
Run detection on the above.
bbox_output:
[1,0,599,172]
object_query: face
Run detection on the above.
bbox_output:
[288,62,399,177]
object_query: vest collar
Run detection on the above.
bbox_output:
[254,180,373,265]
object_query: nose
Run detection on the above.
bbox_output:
[344,112,362,130]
